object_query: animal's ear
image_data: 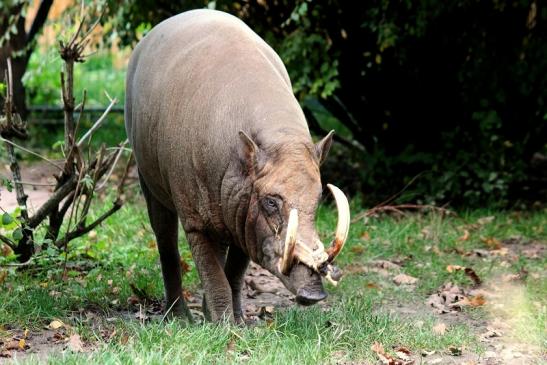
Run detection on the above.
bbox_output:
[314,130,334,165]
[239,130,262,176]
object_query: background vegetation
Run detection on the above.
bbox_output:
[2,0,545,208]
[104,0,547,208]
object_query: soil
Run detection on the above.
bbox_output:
[0,160,60,213]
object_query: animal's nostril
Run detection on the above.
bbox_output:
[295,287,328,306]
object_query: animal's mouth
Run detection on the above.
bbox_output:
[278,184,350,285]
[288,264,328,305]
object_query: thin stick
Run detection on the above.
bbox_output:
[0,257,35,267]
[0,234,16,250]
[12,180,57,187]
[96,140,129,191]
[76,98,118,147]
[0,137,64,171]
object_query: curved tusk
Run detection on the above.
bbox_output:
[280,209,298,275]
[326,184,350,262]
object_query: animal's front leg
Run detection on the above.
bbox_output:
[224,244,249,324]
[187,232,233,322]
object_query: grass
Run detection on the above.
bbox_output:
[0,196,545,364]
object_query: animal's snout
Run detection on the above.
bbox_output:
[289,263,328,306]
[296,286,328,306]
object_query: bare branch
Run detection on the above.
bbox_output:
[0,137,63,170]
[96,140,129,191]
[0,234,16,250]
[27,176,77,229]
[12,180,57,187]
[351,204,454,223]
[76,97,118,147]
[55,199,122,248]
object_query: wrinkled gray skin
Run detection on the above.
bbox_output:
[125,9,334,323]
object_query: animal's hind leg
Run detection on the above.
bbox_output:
[139,174,193,322]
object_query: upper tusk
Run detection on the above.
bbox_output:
[326,184,350,262]
[280,209,298,275]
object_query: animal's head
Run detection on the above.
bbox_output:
[239,130,349,305]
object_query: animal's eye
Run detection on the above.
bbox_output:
[261,196,281,214]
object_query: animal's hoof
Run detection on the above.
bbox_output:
[295,287,328,306]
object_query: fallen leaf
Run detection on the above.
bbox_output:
[446,265,481,286]
[393,346,412,361]
[464,268,481,286]
[180,258,191,275]
[350,246,365,255]
[393,274,418,285]
[0,271,7,284]
[3,338,25,351]
[458,230,470,241]
[67,334,84,352]
[468,294,486,307]
[421,349,435,357]
[432,322,446,335]
[447,346,462,356]
[225,337,236,354]
[426,282,467,313]
[366,282,380,290]
[360,231,370,241]
[481,236,502,249]
[454,294,486,308]
[88,230,97,241]
[502,274,520,282]
[371,341,414,365]
[420,226,435,240]
[490,247,509,256]
[135,310,149,322]
[371,260,401,270]
[477,216,495,225]
[48,320,65,330]
[446,265,465,273]
[481,328,502,341]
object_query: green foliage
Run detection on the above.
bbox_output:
[97,1,547,207]
[24,49,126,107]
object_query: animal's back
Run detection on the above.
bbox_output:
[125,9,309,225]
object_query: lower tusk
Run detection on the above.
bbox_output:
[326,184,350,262]
[280,209,298,275]
[324,272,338,286]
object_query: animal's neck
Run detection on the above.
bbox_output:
[220,161,254,256]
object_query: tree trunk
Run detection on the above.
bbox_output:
[0,7,29,119]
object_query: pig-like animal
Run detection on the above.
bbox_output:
[125,9,350,323]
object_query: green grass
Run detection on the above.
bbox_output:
[0,198,545,364]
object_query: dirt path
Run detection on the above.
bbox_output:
[0,161,60,213]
